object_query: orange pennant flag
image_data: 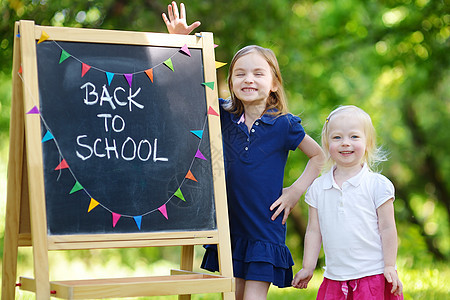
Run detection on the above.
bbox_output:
[55,159,69,170]
[88,198,99,212]
[145,69,154,83]
[185,170,198,182]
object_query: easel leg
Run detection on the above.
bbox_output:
[178,245,194,300]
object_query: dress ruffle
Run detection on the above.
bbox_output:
[201,236,294,287]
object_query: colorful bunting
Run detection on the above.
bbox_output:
[195,149,207,161]
[124,74,133,87]
[69,181,84,194]
[26,106,40,114]
[215,61,227,69]
[55,159,69,170]
[158,204,168,219]
[180,44,191,56]
[164,58,174,71]
[185,170,198,182]
[134,216,142,230]
[106,72,114,85]
[42,131,54,143]
[145,69,154,83]
[18,66,22,74]
[191,130,203,139]
[81,63,91,77]
[174,188,186,202]
[16,33,20,38]
[88,198,99,212]
[37,31,49,44]
[59,50,71,64]
[112,212,121,227]
[202,82,215,90]
[208,106,219,116]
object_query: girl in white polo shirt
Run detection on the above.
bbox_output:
[292,105,403,299]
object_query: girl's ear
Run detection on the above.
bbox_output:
[271,81,279,93]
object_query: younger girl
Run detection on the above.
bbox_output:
[292,105,403,299]
[163,3,325,299]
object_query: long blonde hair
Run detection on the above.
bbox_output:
[321,105,386,171]
[226,45,288,116]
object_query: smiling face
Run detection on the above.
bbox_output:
[327,113,367,169]
[230,52,278,106]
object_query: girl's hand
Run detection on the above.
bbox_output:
[270,186,303,225]
[292,268,314,289]
[384,266,403,296]
[162,1,201,35]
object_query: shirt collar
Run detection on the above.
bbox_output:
[322,163,369,189]
[232,109,279,125]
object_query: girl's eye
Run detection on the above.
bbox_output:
[235,73,245,77]
[255,72,263,76]
[332,136,341,140]
[351,135,359,139]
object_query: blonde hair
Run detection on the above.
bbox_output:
[321,105,386,171]
[226,45,288,116]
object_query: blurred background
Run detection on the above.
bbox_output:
[0,0,448,299]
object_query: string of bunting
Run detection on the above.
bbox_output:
[20,30,225,230]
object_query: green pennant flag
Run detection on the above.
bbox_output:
[174,188,186,201]
[202,81,215,90]
[69,181,84,194]
[59,50,71,64]
[164,58,174,71]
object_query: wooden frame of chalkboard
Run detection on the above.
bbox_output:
[2,20,234,300]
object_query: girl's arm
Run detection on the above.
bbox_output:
[162,1,201,35]
[377,199,403,296]
[292,206,322,289]
[270,134,325,224]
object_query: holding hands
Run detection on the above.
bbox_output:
[162,1,201,35]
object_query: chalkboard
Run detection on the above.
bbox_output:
[35,40,216,235]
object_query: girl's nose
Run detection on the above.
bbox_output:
[244,76,254,83]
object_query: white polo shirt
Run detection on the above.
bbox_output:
[305,164,395,281]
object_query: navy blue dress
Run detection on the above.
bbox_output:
[201,99,305,287]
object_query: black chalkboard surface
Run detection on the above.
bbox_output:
[36,41,216,235]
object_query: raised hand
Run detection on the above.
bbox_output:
[162,1,201,35]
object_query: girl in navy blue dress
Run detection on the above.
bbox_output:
[163,3,325,299]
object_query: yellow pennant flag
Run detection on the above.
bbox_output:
[88,198,99,212]
[215,61,227,69]
[37,31,49,44]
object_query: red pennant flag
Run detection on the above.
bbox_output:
[185,170,198,182]
[145,69,154,83]
[158,204,168,219]
[112,212,121,227]
[18,65,22,74]
[81,63,91,77]
[55,159,69,170]
[208,106,219,116]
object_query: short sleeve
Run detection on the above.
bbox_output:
[374,174,395,208]
[286,114,306,151]
[305,178,319,208]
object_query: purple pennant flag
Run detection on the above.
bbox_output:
[124,74,133,87]
[26,106,40,114]
[195,149,207,160]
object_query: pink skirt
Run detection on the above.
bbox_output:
[317,274,403,300]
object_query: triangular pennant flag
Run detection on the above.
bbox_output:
[174,188,186,202]
[16,33,20,38]
[41,131,54,143]
[26,106,40,114]
[106,72,114,85]
[185,170,198,182]
[190,130,203,139]
[158,204,169,219]
[202,82,215,90]
[69,181,83,194]
[81,63,91,77]
[124,74,133,87]
[215,61,227,69]
[37,30,49,44]
[208,106,219,116]
[18,65,22,74]
[145,69,154,83]
[195,149,207,160]
[88,198,99,212]
[180,44,191,56]
[164,58,174,71]
[55,159,69,170]
[112,212,121,227]
[134,216,142,230]
[59,50,71,64]
[214,44,219,48]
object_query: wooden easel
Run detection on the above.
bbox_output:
[2,20,234,300]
